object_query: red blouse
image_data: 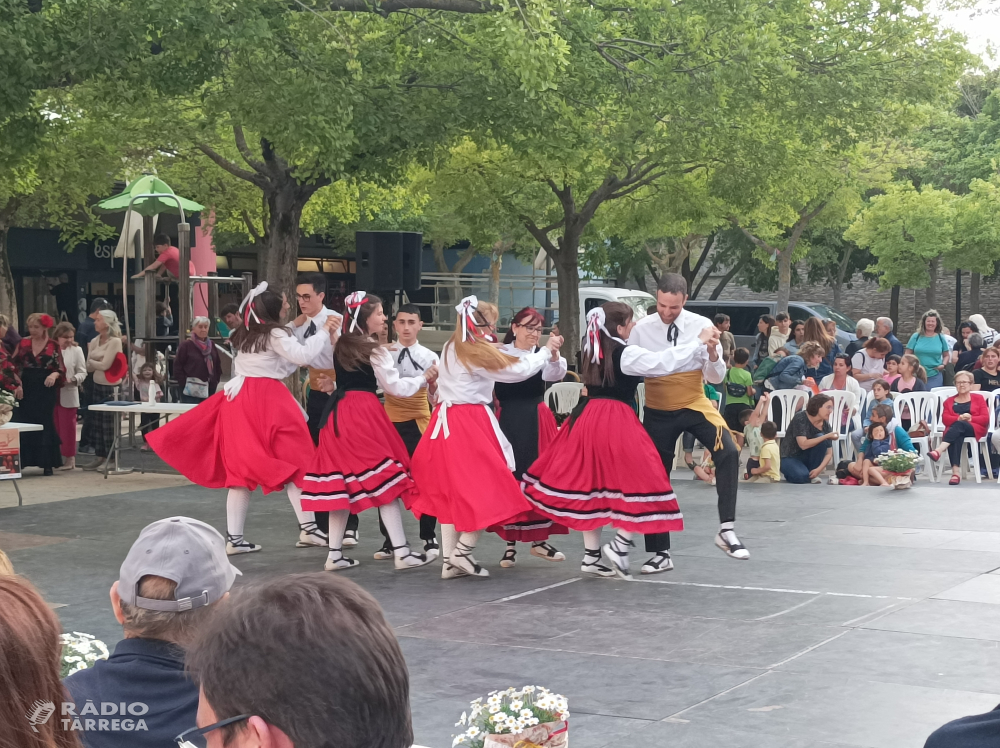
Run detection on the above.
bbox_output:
[942,394,990,441]
[13,338,65,386]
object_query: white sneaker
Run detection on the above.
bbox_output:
[343,528,359,547]
[226,536,261,555]
[640,551,673,575]
[715,530,750,560]
[296,524,328,548]
[324,555,359,571]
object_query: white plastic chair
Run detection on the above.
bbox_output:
[767,389,809,439]
[544,382,584,415]
[952,390,996,484]
[635,382,646,422]
[893,392,941,481]
[824,390,858,467]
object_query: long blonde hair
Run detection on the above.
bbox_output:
[445,301,518,372]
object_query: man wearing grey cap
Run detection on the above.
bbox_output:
[65,516,239,748]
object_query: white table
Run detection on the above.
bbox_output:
[87,403,198,477]
[0,421,45,506]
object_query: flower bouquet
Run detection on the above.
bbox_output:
[0,388,16,426]
[875,449,920,490]
[453,686,569,748]
[60,632,109,677]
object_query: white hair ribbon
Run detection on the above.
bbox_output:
[584,308,606,364]
[344,291,367,333]
[456,295,479,343]
[239,281,268,327]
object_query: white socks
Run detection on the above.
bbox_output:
[226,488,251,541]
[378,499,409,558]
[285,483,315,526]
[611,530,633,555]
[583,529,602,554]
[441,523,458,561]
[327,509,351,562]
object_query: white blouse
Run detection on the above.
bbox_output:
[224,329,328,401]
[499,343,567,382]
[59,345,88,408]
[433,344,551,469]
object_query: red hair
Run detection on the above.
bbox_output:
[503,307,545,345]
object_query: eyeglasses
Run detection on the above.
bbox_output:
[175,715,251,748]
[516,324,543,334]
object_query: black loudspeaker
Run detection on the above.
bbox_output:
[355,231,423,291]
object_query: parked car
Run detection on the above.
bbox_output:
[684,300,857,353]
[578,286,655,333]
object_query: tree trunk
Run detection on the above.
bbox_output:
[776,249,792,314]
[925,256,938,311]
[489,245,503,306]
[551,248,581,365]
[0,224,18,328]
[832,244,854,311]
[709,262,741,300]
[263,180,313,304]
[890,285,900,329]
[971,272,981,314]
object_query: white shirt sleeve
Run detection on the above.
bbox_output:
[620,341,704,378]
[270,329,328,367]
[702,341,726,384]
[372,347,426,398]
[542,354,568,382]
[487,348,551,383]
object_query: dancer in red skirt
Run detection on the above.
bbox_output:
[410,296,564,580]
[523,302,714,579]
[492,307,569,568]
[301,292,439,572]
[147,283,338,555]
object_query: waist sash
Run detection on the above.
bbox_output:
[384,390,431,433]
[644,369,730,450]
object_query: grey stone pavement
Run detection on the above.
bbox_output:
[4,472,1000,748]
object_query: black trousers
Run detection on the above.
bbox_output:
[393,419,437,541]
[642,407,740,553]
[306,389,330,535]
[943,421,976,465]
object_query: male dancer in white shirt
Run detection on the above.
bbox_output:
[291,272,342,544]
[628,273,749,574]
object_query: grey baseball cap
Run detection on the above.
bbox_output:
[119,516,240,612]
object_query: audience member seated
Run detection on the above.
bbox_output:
[745,421,781,482]
[925,705,1000,748]
[180,573,412,748]
[851,379,893,452]
[956,332,985,373]
[766,341,824,391]
[819,353,862,399]
[779,394,837,484]
[973,347,1000,391]
[740,392,769,456]
[858,422,892,486]
[851,337,891,391]
[0,574,82,748]
[928,370,990,485]
[64,517,238,748]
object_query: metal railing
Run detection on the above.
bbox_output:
[409,272,559,329]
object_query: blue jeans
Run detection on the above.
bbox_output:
[781,442,831,484]
[926,371,943,389]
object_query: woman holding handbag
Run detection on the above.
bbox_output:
[174,317,222,404]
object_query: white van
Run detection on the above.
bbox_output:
[578,286,655,333]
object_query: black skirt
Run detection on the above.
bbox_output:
[18,368,62,469]
[497,395,543,479]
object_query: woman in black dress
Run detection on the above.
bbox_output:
[13,314,64,475]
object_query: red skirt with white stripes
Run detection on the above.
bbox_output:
[410,403,535,532]
[523,397,684,534]
[300,391,415,513]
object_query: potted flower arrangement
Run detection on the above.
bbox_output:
[875,449,920,490]
[60,632,109,677]
[453,686,569,747]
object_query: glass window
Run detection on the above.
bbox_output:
[803,303,856,332]
[720,305,772,336]
[617,296,652,321]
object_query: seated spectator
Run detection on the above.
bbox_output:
[859,422,892,486]
[851,337,891,391]
[851,379,893,452]
[956,333,985,373]
[819,354,862,399]
[714,313,735,364]
[928,370,990,485]
[752,348,785,391]
[64,517,238,748]
[746,421,780,482]
[973,347,1000,391]
[180,573,412,748]
[845,318,874,357]
[779,394,837,484]
[740,393,768,462]
[925,706,1000,748]
[890,353,928,394]
[768,312,791,356]
[722,347,755,431]
[848,404,915,486]
[785,320,805,354]
[766,341,825,391]
[883,354,901,386]
[0,574,82,748]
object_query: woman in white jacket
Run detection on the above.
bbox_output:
[52,322,88,470]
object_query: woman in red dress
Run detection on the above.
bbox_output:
[410,296,564,579]
[147,284,338,554]
[523,303,692,579]
[300,292,439,572]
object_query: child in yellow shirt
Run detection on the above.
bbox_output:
[747,421,781,483]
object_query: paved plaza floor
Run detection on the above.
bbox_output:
[4,470,1000,748]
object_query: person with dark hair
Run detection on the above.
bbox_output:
[523,303,688,579]
[851,336,891,391]
[928,370,990,485]
[374,303,441,560]
[722,347,754,433]
[779,394,837,483]
[14,313,65,475]
[956,332,985,372]
[785,320,805,354]
[219,303,240,338]
[906,309,950,388]
[180,573,413,748]
[0,575,83,748]
[301,292,438,572]
[131,234,195,282]
[155,300,173,337]
[754,314,776,366]
[714,314,735,364]
[803,316,839,379]
[627,273,747,572]
[65,517,238,748]
[291,273,341,543]
[745,421,780,483]
[491,307,569,568]
[410,296,564,579]
[147,284,338,554]
[768,312,791,355]
[819,353,862,399]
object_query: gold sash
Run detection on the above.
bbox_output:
[644,369,730,450]
[308,367,336,391]
[384,390,431,433]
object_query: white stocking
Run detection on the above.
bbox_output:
[441,523,458,561]
[226,488,251,539]
[378,499,409,557]
[326,509,350,561]
[284,483,315,526]
[582,529,602,553]
[455,531,482,556]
